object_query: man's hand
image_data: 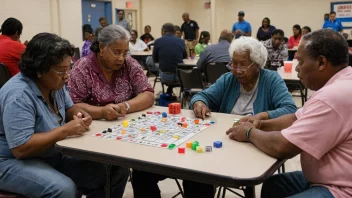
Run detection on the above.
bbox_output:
[235,116,261,129]
[226,122,254,142]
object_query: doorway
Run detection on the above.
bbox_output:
[82,0,112,32]
[116,9,137,31]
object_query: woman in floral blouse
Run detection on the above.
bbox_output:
[68,25,154,120]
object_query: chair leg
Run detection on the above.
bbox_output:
[161,83,165,94]
[174,179,185,198]
[216,186,222,198]
[222,186,226,198]
[282,163,286,173]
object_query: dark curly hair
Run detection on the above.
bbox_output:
[19,33,74,80]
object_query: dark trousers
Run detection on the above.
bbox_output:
[132,169,214,198]
[261,171,333,198]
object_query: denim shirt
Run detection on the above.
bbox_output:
[0,73,74,159]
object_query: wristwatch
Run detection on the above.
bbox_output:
[124,102,130,111]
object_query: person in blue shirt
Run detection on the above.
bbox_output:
[0,33,129,198]
[232,11,252,39]
[323,11,343,33]
[191,36,297,122]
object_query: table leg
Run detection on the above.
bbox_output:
[216,186,222,198]
[243,186,255,198]
[105,164,112,198]
[221,187,226,198]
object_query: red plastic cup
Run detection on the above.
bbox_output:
[284,62,293,73]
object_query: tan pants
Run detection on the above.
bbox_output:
[185,40,196,58]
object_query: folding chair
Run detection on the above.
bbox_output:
[204,62,229,84]
[177,67,205,108]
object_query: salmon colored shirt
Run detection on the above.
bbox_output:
[287,34,301,49]
[0,35,26,77]
[282,67,352,197]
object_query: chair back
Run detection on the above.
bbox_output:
[0,63,11,88]
[204,62,229,84]
[72,47,81,62]
[177,67,204,90]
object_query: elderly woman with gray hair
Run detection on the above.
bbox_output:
[191,36,297,122]
[68,25,154,120]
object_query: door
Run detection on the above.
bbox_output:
[82,0,112,31]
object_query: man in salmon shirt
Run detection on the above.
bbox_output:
[227,29,352,197]
[0,18,26,77]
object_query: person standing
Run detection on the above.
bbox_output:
[181,13,199,57]
[232,11,252,39]
[323,11,343,33]
[81,25,94,57]
[116,10,131,32]
[257,17,276,41]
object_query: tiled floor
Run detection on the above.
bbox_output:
[117,76,306,197]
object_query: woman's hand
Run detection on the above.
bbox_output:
[193,101,211,119]
[63,115,90,137]
[76,111,92,126]
[235,116,261,129]
[101,104,126,121]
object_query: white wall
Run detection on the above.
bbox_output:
[0,0,82,48]
[140,0,187,39]
[0,0,51,43]
[214,0,350,41]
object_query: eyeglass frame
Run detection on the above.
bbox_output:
[106,46,128,59]
[51,68,70,76]
[226,61,255,73]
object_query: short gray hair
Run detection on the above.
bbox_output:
[98,25,130,46]
[229,36,268,68]
[90,25,131,53]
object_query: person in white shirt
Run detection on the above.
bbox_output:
[129,30,148,52]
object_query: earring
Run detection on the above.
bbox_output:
[37,74,41,78]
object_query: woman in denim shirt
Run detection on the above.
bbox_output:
[0,33,128,198]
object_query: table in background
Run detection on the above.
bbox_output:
[56,106,284,198]
[177,58,198,68]
[278,61,308,105]
[130,51,153,57]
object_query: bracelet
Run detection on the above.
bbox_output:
[245,127,254,142]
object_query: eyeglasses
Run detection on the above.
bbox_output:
[226,62,254,73]
[51,68,70,76]
[107,47,128,59]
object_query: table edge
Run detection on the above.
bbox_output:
[56,144,285,187]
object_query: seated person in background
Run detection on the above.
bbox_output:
[256,17,276,41]
[262,29,288,69]
[191,36,297,120]
[67,25,154,120]
[81,25,94,57]
[302,26,311,35]
[343,32,349,40]
[174,25,182,38]
[140,25,154,44]
[196,29,233,71]
[129,30,148,52]
[287,24,302,49]
[0,17,26,77]
[153,23,187,94]
[0,33,128,198]
[194,31,210,55]
[99,16,108,28]
[228,29,352,198]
